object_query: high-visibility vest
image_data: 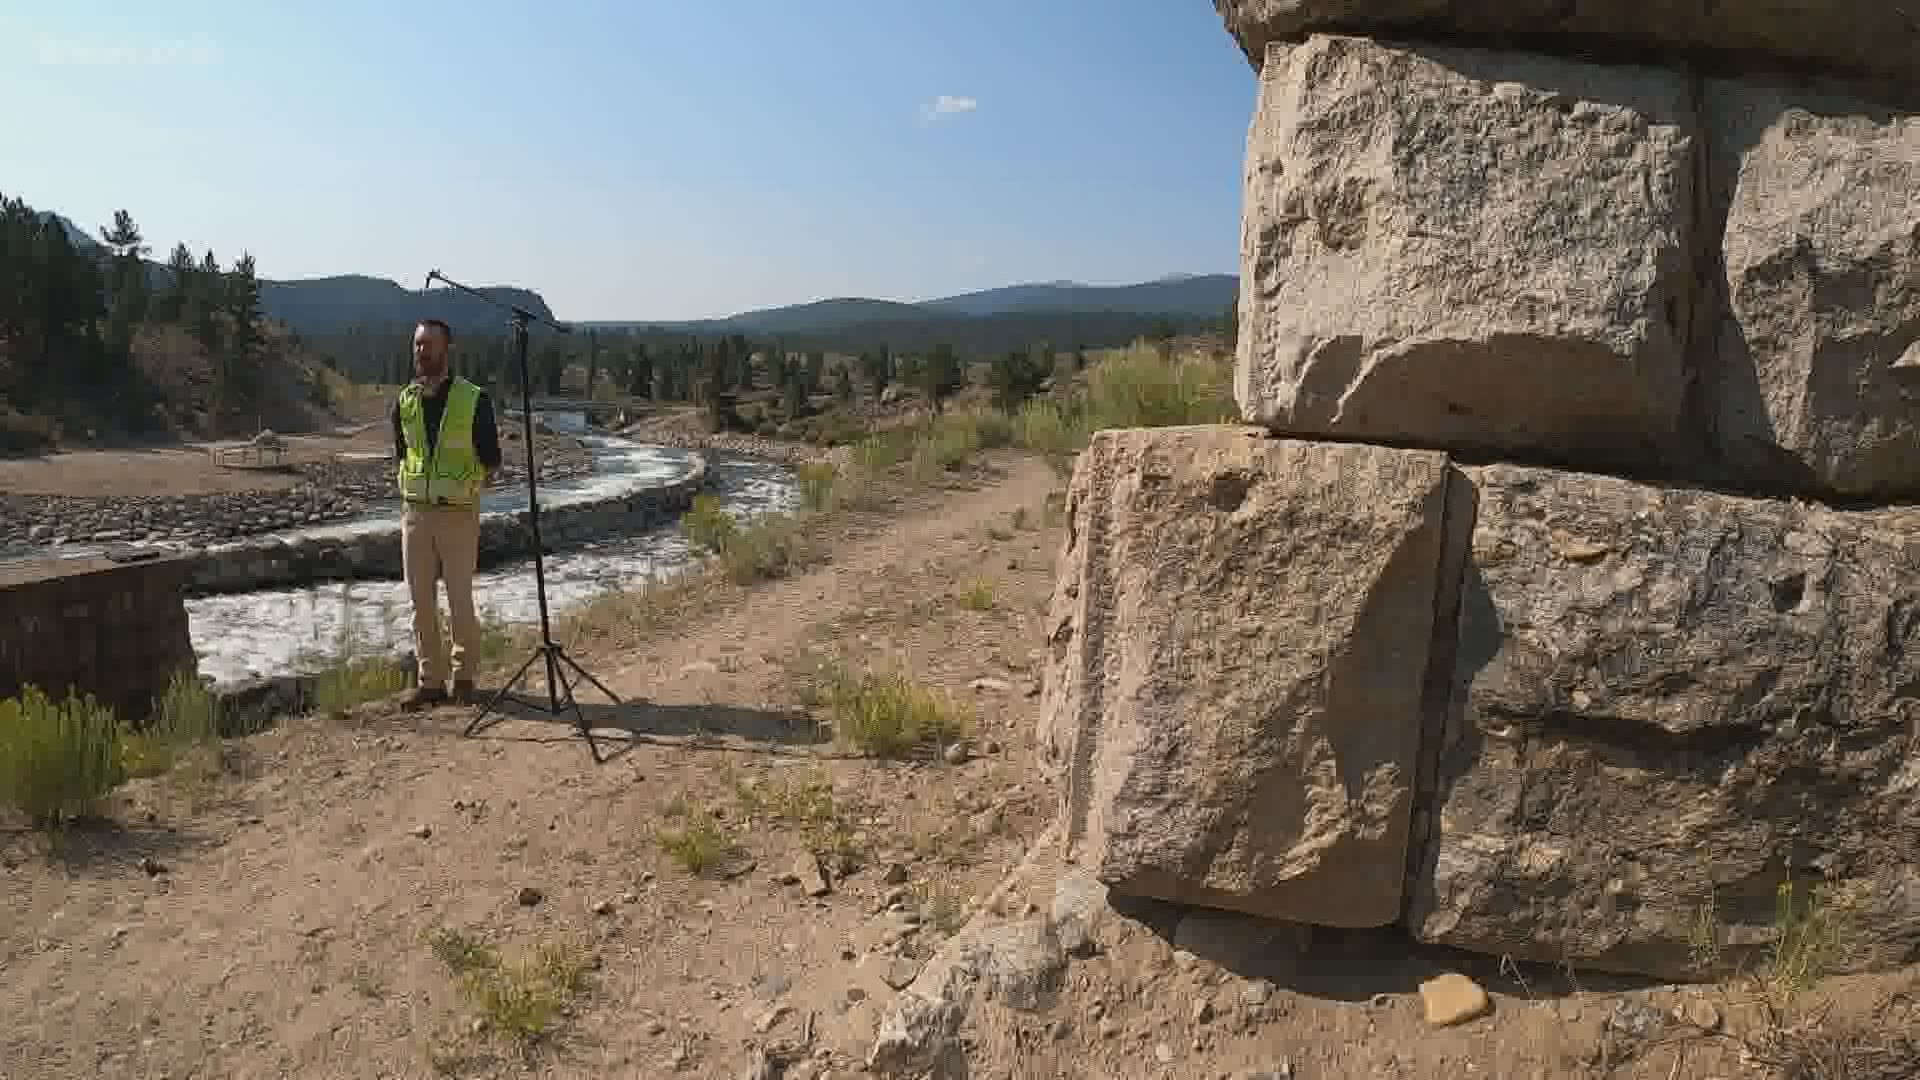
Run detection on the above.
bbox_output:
[397,377,485,507]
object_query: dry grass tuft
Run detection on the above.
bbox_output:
[1746,1006,1920,1080]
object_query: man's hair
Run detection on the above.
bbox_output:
[417,317,454,345]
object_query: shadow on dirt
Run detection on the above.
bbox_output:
[1105,892,1666,1005]
[463,693,828,762]
[0,815,209,880]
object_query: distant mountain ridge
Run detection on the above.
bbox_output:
[38,209,1234,345]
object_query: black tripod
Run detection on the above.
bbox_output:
[422,269,620,763]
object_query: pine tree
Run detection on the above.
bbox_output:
[918,344,963,413]
[212,252,265,425]
[834,364,854,404]
[191,249,222,358]
[782,357,806,419]
[627,342,653,398]
[98,209,149,345]
[159,243,194,322]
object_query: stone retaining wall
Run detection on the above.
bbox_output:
[0,553,197,727]
[183,453,711,596]
[1034,3,1920,985]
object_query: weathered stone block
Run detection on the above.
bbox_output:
[0,554,198,726]
[1040,426,1468,927]
[1408,464,1920,979]
[1236,34,1696,470]
[1706,78,1920,500]
[1215,0,1920,99]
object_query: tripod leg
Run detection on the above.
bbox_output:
[570,694,603,764]
[556,648,622,705]
[467,646,540,736]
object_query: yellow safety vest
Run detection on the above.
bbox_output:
[397,377,485,507]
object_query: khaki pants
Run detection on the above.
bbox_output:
[402,504,482,688]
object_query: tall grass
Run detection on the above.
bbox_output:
[810,661,969,758]
[0,686,127,829]
[1010,343,1236,463]
[303,588,413,718]
[120,671,222,778]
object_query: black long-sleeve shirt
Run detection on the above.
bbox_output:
[391,379,503,471]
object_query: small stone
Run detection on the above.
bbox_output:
[942,742,969,766]
[592,899,615,916]
[1050,1019,1071,1040]
[621,892,640,905]
[881,862,910,886]
[1155,1042,1174,1064]
[1419,973,1491,1027]
[968,677,1012,693]
[137,856,166,876]
[1676,996,1722,1032]
[884,956,923,989]
[1099,1019,1122,1039]
[645,1019,667,1035]
[517,886,544,907]
[410,824,432,839]
[753,1003,789,1033]
[793,851,831,897]
[1240,980,1274,1008]
[1192,998,1215,1024]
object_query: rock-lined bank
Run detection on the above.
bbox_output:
[183,451,709,596]
[0,432,595,552]
[615,425,847,468]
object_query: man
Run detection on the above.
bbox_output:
[392,317,502,707]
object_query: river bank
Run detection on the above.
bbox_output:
[0,427,594,553]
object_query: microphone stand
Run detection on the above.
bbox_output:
[422,269,619,763]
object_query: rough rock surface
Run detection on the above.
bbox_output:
[1235,34,1696,471]
[1214,0,1920,96]
[1706,78,1920,501]
[1041,426,1467,927]
[1407,463,1920,979]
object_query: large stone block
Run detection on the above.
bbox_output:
[1408,464,1920,979]
[1236,34,1696,470]
[1706,79,1920,501]
[1040,426,1468,927]
[1215,1,1920,99]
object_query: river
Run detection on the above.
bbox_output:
[183,421,798,687]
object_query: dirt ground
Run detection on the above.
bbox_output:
[0,420,585,500]
[0,424,387,497]
[2,449,1914,1080]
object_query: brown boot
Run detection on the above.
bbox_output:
[404,685,448,710]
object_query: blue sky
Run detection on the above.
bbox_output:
[2,2,1256,321]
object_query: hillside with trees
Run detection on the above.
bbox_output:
[0,194,338,455]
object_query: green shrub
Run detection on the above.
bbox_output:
[796,462,838,511]
[314,658,413,718]
[1012,397,1089,457]
[1082,344,1236,430]
[121,671,222,777]
[718,513,814,584]
[0,686,127,828]
[813,663,969,758]
[682,494,737,553]
[0,406,57,456]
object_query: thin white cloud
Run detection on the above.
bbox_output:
[918,94,978,126]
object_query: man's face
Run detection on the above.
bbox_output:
[413,323,449,378]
